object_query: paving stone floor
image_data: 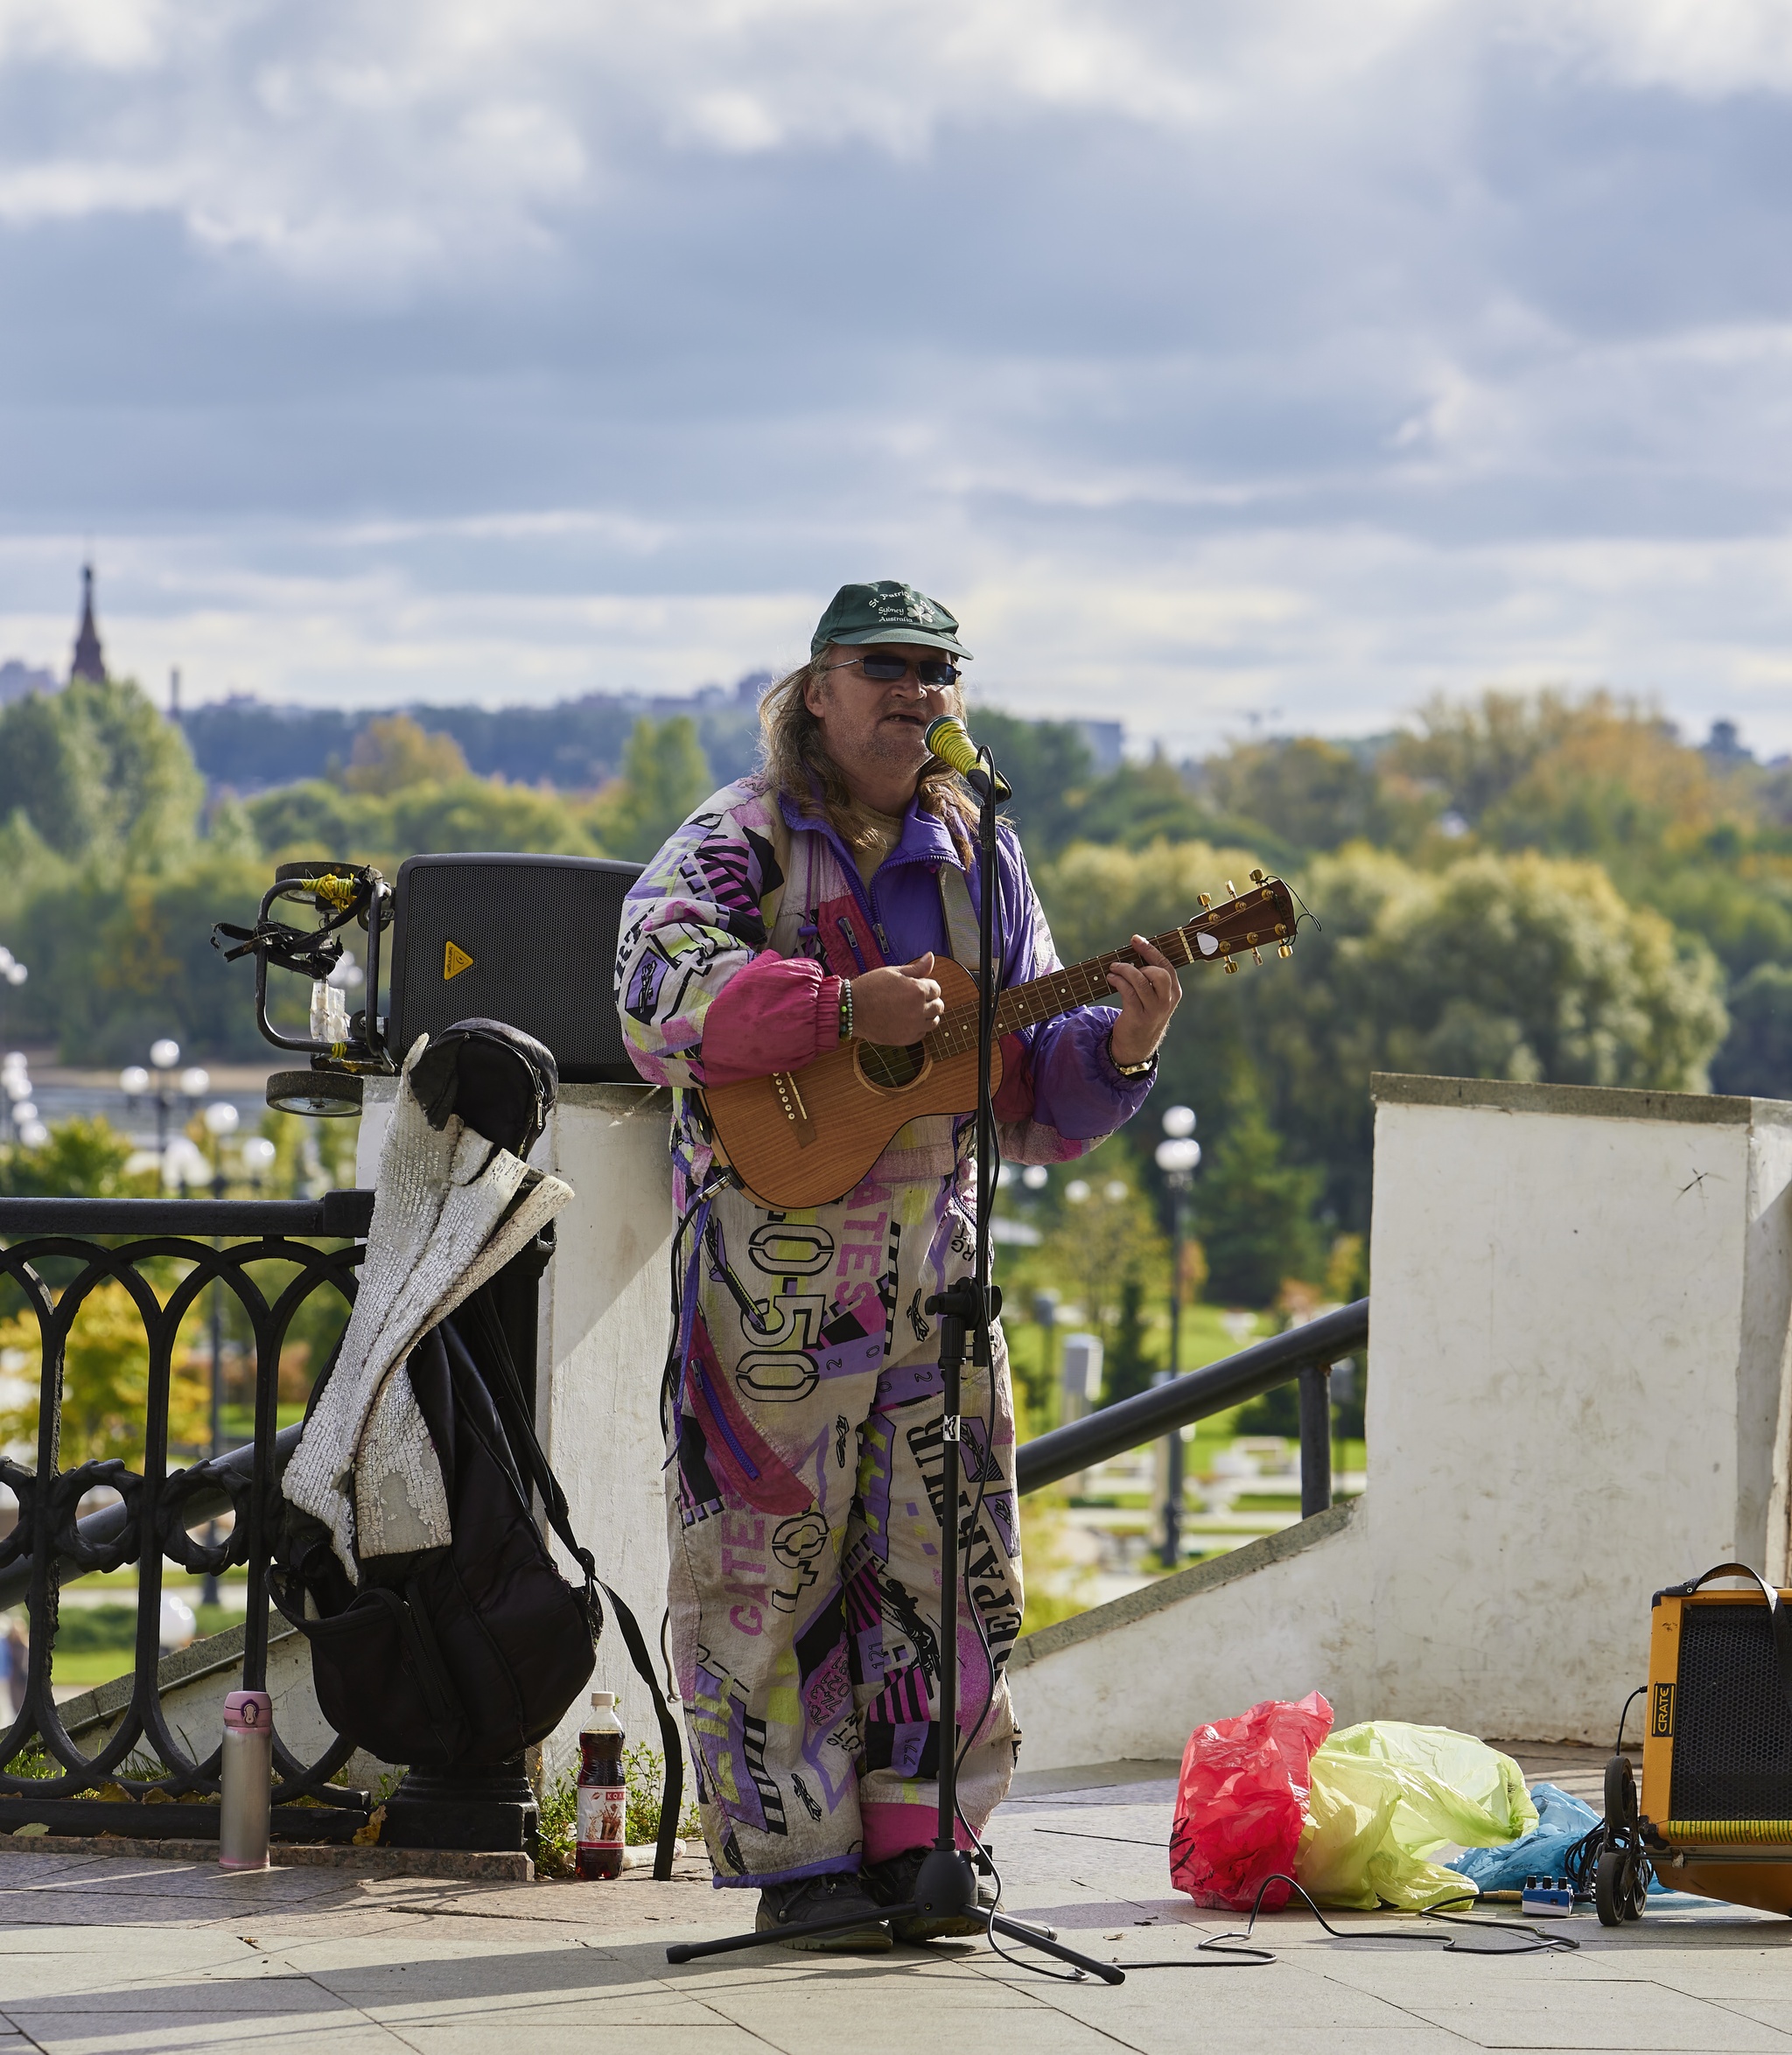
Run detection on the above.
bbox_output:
[3,1749,1789,2053]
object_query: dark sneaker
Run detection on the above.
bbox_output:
[864,1847,996,1942]
[754,1872,892,1954]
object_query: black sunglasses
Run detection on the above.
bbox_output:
[833,653,961,689]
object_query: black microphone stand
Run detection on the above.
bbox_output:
[667,744,1123,1985]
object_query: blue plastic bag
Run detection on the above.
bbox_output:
[1447,1782,1596,1892]
[1448,1781,1682,1896]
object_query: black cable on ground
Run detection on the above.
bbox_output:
[1113,1875,1579,1968]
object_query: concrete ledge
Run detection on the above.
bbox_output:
[1010,1498,1357,1671]
[2,1832,533,1880]
[1007,1758,1180,1797]
[1369,1070,1792,1129]
[55,1614,300,1741]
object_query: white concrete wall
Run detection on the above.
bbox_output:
[358,1079,677,1779]
[530,1085,678,1775]
[1010,1077,1792,1768]
[1010,1504,1370,1767]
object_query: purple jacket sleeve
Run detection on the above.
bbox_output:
[990,828,1154,1164]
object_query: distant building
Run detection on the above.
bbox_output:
[0,660,55,706]
[70,563,107,685]
[1074,719,1125,772]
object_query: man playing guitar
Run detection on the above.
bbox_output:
[615,580,1180,1949]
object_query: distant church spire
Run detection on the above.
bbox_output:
[70,562,107,685]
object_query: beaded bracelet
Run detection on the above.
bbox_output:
[839,979,854,1044]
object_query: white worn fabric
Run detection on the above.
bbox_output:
[284,1035,572,1576]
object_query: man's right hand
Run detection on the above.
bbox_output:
[850,954,945,1045]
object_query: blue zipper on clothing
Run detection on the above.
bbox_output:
[691,1364,761,1479]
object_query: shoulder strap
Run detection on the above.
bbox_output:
[445,1287,686,1882]
[766,821,822,959]
[939,862,984,986]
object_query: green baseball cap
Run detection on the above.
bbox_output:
[810,580,972,661]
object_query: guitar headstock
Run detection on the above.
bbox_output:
[1175,870,1297,975]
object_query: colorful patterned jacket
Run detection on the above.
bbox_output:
[613,779,1153,1204]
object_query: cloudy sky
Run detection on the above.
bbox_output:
[3,0,1792,757]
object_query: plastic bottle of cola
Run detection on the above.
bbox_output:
[576,1691,626,1880]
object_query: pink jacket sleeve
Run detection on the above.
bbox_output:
[699,949,844,1087]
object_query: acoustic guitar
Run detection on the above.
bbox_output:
[702,870,1298,1209]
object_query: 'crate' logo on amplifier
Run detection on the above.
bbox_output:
[1651,1680,1675,1738]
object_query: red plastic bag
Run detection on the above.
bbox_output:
[1170,1692,1334,1911]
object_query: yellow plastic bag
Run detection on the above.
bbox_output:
[1295,1722,1537,1910]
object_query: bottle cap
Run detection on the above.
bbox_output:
[592,1691,616,1708]
[223,1690,272,1731]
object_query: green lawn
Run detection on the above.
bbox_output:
[39,1603,244,1687]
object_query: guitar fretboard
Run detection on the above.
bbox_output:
[925,926,1198,1060]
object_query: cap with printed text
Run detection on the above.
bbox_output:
[810,581,972,661]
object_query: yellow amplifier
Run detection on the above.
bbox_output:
[1604,1562,1792,1923]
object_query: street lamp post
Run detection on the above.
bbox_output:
[200,1101,240,1607]
[1154,1106,1201,1570]
[1030,1287,1060,1429]
[2,1050,46,1149]
[0,947,25,1050]
[120,1041,210,1194]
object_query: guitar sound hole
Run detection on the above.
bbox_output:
[858,1041,927,1091]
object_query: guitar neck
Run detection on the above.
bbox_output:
[926,926,1194,1059]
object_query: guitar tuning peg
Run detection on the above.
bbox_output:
[1226,880,1237,898]
[1223,958,1238,975]
[1198,892,1211,909]
[1278,942,1293,958]
[1251,948,1263,966]
[1250,868,1265,884]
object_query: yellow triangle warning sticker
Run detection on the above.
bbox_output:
[443,940,474,981]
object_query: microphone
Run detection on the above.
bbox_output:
[924,716,1012,800]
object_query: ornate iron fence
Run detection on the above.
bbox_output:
[0,1192,374,1840]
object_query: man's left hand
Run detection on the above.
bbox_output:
[1108,934,1181,1069]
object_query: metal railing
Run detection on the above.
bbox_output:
[1015,1297,1369,1520]
[0,1191,374,1840]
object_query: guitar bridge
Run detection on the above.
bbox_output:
[772,1071,816,1149]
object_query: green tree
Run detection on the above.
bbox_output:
[596,716,711,861]
[1062,752,1227,854]
[12,855,273,1060]
[1100,1275,1155,1408]
[1039,1171,1165,1366]
[387,778,601,858]
[1203,735,1413,855]
[0,677,201,870]
[0,1281,209,1465]
[967,712,1096,859]
[248,776,605,871]
[0,1116,151,1199]
[1710,963,1792,1097]
[1366,851,1727,1090]
[245,780,375,860]
[1194,1082,1324,1308]
[1037,838,1729,1239]
[339,715,470,795]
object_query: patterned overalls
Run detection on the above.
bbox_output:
[615,779,1152,1884]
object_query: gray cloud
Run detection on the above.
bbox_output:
[3,1,1792,751]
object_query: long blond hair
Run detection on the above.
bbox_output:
[755,646,978,858]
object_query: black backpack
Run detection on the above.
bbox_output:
[273,1022,684,1876]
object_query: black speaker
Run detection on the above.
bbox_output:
[388,854,645,1085]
